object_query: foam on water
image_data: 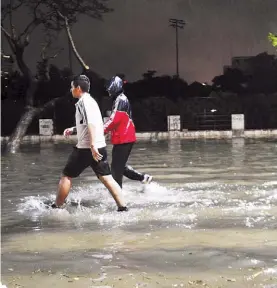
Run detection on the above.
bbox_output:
[16,179,277,230]
[16,182,197,228]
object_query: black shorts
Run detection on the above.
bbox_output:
[62,146,111,178]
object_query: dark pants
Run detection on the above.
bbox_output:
[111,143,144,188]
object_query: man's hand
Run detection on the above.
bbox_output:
[63,127,74,138]
[91,145,103,162]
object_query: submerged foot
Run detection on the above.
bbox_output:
[50,200,67,209]
[117,206,129,212]
[51,203,60,209]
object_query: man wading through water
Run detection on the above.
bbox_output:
[52,75,128,212]
[104,75,153,189]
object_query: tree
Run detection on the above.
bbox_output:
[36,34,64,81]
[268,32,277,48]
[212,68,247,93]
[142,70,157,80]
[247,52,277,93]
[1,0,112,153]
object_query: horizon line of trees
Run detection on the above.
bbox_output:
[2,50,277,137]
[2,51,277,102]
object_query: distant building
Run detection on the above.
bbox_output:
[224,54,277,75]
[223,56,254,75]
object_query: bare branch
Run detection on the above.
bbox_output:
[1,25,12,39]
[40,32,54,60]
[19,11,57,46]
[19,19,41,39]
[37,32,63,81]
[2,22,32,82]
[13,1,24,10]
[37,95,68,114]
[65,16,89,70]
[8,0,19,39]
[57,11,89,70]
[23,34,30,47]
[18,1,55,39]
[1,0,24,22]
[56,10,65,20]
[18,1,47,39]
[1,25,16,53]
[32,0,43,17]
[40,42,49,60]
[49,48,64,59]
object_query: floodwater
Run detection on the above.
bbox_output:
[1,139,277,288]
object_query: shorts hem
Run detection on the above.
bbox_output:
[62,171,80,178]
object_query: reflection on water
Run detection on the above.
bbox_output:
[1,139,277,287]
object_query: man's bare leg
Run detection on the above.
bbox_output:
[99,175,127,210]
[54,176,72,207]
[52,174,127,211]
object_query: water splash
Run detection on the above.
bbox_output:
[15,180,276,230]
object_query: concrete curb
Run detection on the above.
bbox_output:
[1,130,277,143]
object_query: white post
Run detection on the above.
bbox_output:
[167,115,181,138]
[167,115,181,131]
[39,119,54,136]
[231,114,244,137]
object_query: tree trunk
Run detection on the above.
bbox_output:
[6,107,39,153]
[5,95,67,153]
[5,66,38,153]
[2,16,65,154]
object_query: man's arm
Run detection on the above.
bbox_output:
[87,123,103,161]
[63,126,77,137]
[83,98,104,161]
[87,123,96,148]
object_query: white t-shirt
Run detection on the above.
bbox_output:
[75,93,106,149]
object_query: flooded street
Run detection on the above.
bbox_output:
[1,139,277,287]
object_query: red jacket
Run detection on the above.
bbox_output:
[104,93,136,145]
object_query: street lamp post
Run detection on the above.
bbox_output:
[169,18,186,78]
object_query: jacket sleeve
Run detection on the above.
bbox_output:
[104,97,122,133]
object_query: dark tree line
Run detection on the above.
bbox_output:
[2,51,277,137]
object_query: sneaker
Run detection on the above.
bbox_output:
[142,174,153,184]
[117,206,129,212]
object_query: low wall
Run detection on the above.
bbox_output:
[1,130,277,144]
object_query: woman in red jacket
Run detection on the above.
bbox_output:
[104,76,153,188]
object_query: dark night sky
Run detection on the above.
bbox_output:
[2,0,277,83]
